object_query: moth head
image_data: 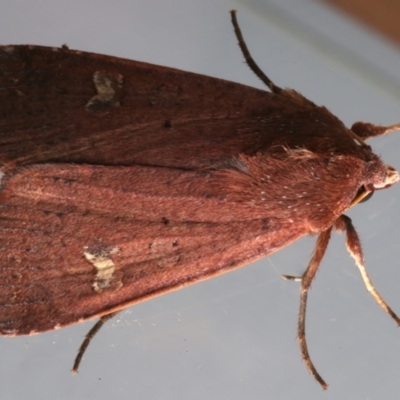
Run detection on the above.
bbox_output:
[351,161,399,207]
[365,160,399,190]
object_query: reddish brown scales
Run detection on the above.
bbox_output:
[0,11,399,389]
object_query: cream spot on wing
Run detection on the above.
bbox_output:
[83,247,122,292]
[86,71,123,108]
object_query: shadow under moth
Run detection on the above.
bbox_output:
[0,11,399,389]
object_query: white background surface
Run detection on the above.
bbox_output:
[1,0,400,398]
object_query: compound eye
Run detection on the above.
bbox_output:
[354,186,374,204]
[358,190,373,203]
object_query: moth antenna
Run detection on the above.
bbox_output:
[337,215,400,325]
[297,228,332,390]
[230,10,283,95]
[72,312,119,373]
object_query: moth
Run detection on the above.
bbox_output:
[0,11,399,389]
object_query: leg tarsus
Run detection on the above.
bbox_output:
[337,215,400,326]
[72,311,119,373]
[298,290,328,390]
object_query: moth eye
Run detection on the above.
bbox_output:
[354,186,374,204]
[358,190,373,203]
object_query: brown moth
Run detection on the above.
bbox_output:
[0,10,399,389]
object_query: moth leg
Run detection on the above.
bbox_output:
[72,311,119,373]
[336,215,400,325]
[282,230,332,388]
[351,122,400,140]
[296,229,332,390]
